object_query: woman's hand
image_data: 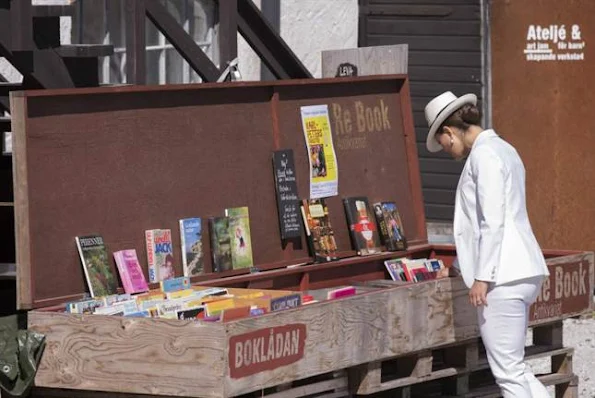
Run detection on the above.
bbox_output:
[469,280,489,307]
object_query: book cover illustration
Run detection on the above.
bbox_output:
[145,229,175,283]
[384,258,406,282]
[209,217,233,272]
[343,197,382,256]
[75,235,118,298]
[374,201,407,251]
[225,206,254,269]
[179,217,204,277]
[113,249,149,294]
[301,198,338,262]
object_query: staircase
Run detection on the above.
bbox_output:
[0,0,113,270]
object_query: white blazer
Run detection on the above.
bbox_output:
[453,129,550,288]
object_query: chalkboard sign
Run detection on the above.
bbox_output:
[273,149,302,240]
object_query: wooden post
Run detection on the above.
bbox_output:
[533,321,564,348]
[124,0,146,84]
[218,0,237,70]
[348,361,381,395]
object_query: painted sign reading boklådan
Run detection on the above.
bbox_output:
[229,324,306,378]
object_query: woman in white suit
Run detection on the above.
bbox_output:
[424,92,551,398]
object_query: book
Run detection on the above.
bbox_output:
[113,249,149,295]
[179,217,204,277]
[160,276,191,293]
[384,258,407,282]
[343,197,382,255]
[373,201,407,251]
[67,298,104,314]
[209,217,233,272]
[75,235,118,298]
[176,306,206,321]
[145,229,175,283]
[225,206,254,269]
[300,198,338,262]
[327,286,356,300]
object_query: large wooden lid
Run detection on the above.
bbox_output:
[10,75,426,309]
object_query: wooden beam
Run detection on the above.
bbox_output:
[145,0,220,82]
[124,0,146,85]
[217,0,237,70]
[10,0,33,51]
[237,0,311,79]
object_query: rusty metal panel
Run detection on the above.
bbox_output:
[491,0,594,252]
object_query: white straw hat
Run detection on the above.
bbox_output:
[424,91,477,152]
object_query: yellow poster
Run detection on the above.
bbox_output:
[300,105,338,199]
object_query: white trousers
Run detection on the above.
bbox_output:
[477,276,550,398]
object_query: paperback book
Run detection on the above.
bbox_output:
[145,229,175,283]
[209,217,233,272]
[113,249,149,294]
[300,198,338,262]
[225,206,254,269]
[373,201,407,251]
[343,196,382,255]
[179,217,204,277]
[75,235,118,298]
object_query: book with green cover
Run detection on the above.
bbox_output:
[75,235,118,298]
[209,217,233,272]
[225,206,254,269]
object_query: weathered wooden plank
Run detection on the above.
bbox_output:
[9,95,31,308]
[29,312,226,397]
[224,277,473,397]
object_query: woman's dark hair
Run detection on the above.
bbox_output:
[439,104,482,133]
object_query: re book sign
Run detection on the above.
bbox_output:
[229,323,306,378]
[530,257,593,322]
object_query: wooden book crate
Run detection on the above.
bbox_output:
[9,76,593,397]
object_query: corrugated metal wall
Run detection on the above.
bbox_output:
[359,0,484,221]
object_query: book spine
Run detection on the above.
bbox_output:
[208,218,220,272]
[343,198,360,254]
[300,202,317,261]
[179,220,188,276]
[126,251,148,293]
[145,230,158,283]
[374,204,393,251]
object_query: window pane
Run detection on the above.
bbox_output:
[166,48,184,84]
[146,50,161,85]
[146,20,161,47]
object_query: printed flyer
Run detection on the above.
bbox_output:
[300,104,338,199]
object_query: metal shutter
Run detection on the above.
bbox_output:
[359,0,483,221]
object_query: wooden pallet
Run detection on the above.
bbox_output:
[238,371,349,398]
[349,321,577,398]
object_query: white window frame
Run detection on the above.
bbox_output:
[100,0,216,86]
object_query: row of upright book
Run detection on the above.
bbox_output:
[75,206,254,298]
[302,196,407,262]
[75,197,407,299]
